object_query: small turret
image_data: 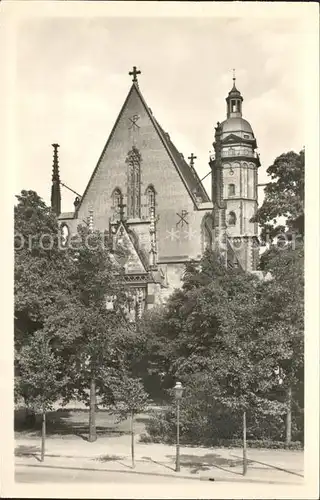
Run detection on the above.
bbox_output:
[51,143,61,216]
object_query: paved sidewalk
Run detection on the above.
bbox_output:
[15,436,304,485]
[15,455,304,484]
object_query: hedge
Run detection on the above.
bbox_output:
[139,433,303,450]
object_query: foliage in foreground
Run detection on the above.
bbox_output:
[134,242,304,445]
[14,190,137,445]
[140,429,303,450]
[133,148,305,447]
[251,149,304,239]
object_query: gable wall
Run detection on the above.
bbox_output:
[73,86,204,261]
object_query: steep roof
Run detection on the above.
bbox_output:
[152,117,210,203]
[73,82,210,217]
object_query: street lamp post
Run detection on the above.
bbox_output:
[174,381,184,472]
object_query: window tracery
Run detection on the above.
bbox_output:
[145,185,156,217]
[126,147,142,218]
[111,188,122,220]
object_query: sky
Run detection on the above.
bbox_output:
[14,12,309,213]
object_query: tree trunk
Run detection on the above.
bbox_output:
[243,410,247,476]
[41,410,46,462]
[131,410,135,468]
[25,407,36,428]
[285,385,292,446]
[88,376,97,442]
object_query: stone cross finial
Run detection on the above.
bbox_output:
[188,153,197,168]
[129,66,141,83]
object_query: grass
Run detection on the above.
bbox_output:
[15,407,152,440]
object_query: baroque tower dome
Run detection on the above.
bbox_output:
[219,73,256,143]
[210,71,260,273]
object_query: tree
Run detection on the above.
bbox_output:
[256,242,304,444]
[14,190,133,442]
[250,148,304,444]
[14,190,74,421]
[16,331,67,461]
[136,250,288,447]
[107,375,150,468]
[251,150,304,239]
[47,223,133,442]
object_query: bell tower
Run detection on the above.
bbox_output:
[210,72,260,271]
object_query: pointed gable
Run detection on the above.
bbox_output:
[56,77,211,263]
[114,222,147,275]
[75,82,209,225]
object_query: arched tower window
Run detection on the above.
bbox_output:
[230,99,241,113]
[228,211,236,226]
[228,184,236,197]
[126,147,142,219]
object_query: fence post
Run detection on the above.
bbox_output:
[243,410,247,475]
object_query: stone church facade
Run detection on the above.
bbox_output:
[51,68,260,317]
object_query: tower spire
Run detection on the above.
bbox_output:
[51,143,61,216]
[226,70,243,119]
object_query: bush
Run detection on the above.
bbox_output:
[139,371,304,448]
[141,403,303,449]
[143,408,176,444]
[139,428,303,450]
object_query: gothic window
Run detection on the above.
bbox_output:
[202,214,213,251]
[146,185,156,217]
[126,147,142,218]
[112,188,122,218]
[228,211,236,226]
[228,184,236,197]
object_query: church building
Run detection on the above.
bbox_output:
[51,67,260,318]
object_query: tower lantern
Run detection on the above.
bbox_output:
[226,70,243,119]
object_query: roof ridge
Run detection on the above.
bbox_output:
[74,83,138,217]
